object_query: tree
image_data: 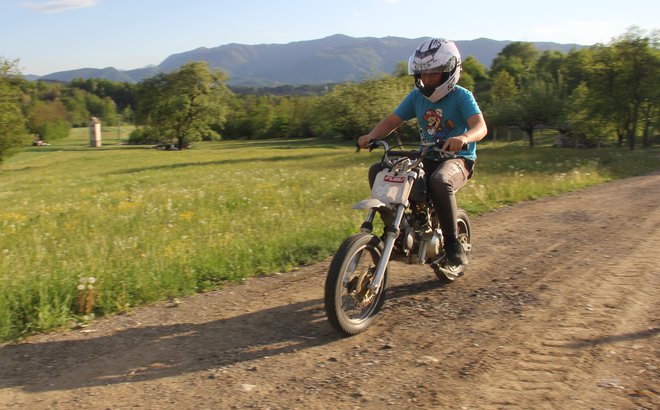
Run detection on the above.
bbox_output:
[490,42,541,83]
[483,70,519,139]
[614,28,660,149]
[392,61,408,77]
[121,105,134,125]
[83,93,117,124]
[515,76,565,147]
[561,49,591,94]
[221,94,275,140]
[62,88,91,126]
[100,96,118,125]
[0,58,29,167]
[485,70,565,147]
[463,56,489,83]
[70,78,137,111]
[27,99,71,142]
[584,27,659,149]
[566,83,617,147]
[486,42,568,146]
[537,50,566,83]
[136,62,232,149]
[312,75,412,140]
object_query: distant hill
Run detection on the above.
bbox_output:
[40,65,161,83]
[41,67,135,83]
[36,35,584,86]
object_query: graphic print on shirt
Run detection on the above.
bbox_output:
[422,108,455,142]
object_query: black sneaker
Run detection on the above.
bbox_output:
[445,240,468,266]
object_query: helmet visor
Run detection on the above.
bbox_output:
[408,54,458,75]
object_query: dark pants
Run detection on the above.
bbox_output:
[368,158,472,245]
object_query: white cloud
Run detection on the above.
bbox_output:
[23,0,97,14]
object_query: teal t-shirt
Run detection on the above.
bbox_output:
[394,85,481,161]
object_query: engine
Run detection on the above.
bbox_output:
[397,204,443,264]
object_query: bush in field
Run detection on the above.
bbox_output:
[128,126,160,145]
[26,99,72,143]
[36,119,71,142]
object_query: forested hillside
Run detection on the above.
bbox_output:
[1,28,657,167]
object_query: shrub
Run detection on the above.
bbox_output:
[37,119,71,142]
[128,126,160,145]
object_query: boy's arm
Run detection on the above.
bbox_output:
[442,113,487,152]
[357,113,405,148]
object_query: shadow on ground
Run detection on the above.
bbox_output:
[0,278,445,392]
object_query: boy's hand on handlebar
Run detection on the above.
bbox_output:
[442,135,468,152]
[357,134,376,150]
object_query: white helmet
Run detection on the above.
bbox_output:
[408,38,462,102]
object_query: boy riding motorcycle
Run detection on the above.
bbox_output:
[357,38,487,266]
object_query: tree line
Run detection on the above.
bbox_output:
[1,27,657,164]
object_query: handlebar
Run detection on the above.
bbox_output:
[363,139,468,169]
[365,140,423,170]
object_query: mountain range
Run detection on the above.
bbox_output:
[34,34,584,87]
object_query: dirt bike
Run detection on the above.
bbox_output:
[324,139,472,336]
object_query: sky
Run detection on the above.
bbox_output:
[2,0,658,76]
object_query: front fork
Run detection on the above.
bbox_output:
[366,204,406,293]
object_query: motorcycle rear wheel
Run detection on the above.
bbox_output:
[324,233,389,336]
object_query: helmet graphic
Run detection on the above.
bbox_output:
[408,38,462,102]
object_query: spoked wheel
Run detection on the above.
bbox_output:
[433,208,472,283]
[324,233,389,336]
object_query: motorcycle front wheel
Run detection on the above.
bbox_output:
[324,233,389,336]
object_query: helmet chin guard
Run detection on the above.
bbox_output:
[409,38,462,102]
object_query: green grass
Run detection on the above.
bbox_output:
[0,129,658,341]
[460,142,660,214]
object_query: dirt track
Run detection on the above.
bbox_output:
[1,173,659,409]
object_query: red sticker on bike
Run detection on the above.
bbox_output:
[383,175,405,183]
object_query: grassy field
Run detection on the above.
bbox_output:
[0,128,658,341]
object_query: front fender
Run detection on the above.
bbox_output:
[352,198,388,210]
